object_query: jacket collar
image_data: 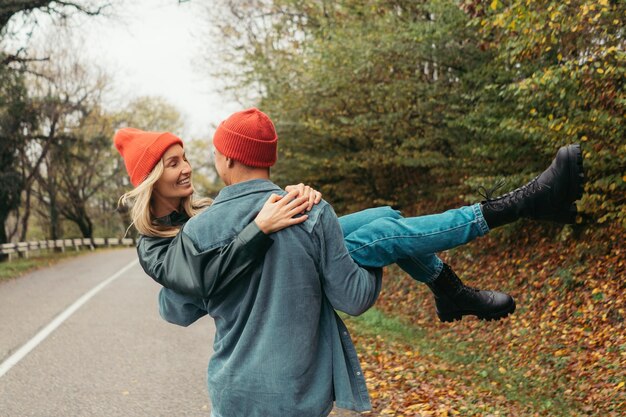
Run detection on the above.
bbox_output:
[212,179,282,205]
[153,210,190,227]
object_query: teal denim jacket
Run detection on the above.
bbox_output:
[144,179,382,417]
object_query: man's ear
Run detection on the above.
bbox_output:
[226,157,235,168]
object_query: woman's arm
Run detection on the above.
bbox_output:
[138,220,271,297]
[284,183,322,212]
[138,187,322,298]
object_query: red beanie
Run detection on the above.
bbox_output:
[113,127,183,186]
[212,108,277,167]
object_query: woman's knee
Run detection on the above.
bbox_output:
[363,206,402,219]
[338,206,402,236]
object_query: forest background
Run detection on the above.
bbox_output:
[1,0,624,416]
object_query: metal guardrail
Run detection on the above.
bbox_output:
[0,238,136,261]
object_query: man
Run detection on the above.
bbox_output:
[158,108,382,417]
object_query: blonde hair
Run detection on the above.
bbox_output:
[118,160,212,238]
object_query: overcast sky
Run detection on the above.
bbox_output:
[19,0,243,139]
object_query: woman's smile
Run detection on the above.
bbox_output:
[177,176,191,187]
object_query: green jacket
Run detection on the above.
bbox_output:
[138,214,273,298]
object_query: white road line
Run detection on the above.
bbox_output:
[0,259,139,378]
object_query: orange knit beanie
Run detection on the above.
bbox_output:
[113,127,183,186]
[212,108,278,167]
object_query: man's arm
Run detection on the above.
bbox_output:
[138,221,273,298]
[316,205,383,316]
[158,288,208,326]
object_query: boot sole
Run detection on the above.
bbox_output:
[554,203,579,224]
[539,144,585,224]
[437,299,517,323]
[566,144,585,203]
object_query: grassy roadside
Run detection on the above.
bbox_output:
[0,249,107,282]
[344,308,577,416]
[343,222,624,416]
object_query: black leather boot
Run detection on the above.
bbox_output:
[480,144,585,229]
[427,264,516,322]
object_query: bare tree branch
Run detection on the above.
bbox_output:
[1,1,112,39]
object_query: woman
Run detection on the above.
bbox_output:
[115,125,584,323]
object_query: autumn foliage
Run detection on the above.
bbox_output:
[469,0,625,226]
[345,221,625,416]
[211,0,624,226]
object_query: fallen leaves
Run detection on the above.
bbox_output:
[346,222,625,416]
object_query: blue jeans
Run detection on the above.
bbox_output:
[337,204,490,283]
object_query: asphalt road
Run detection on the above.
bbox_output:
[0,249,361,417]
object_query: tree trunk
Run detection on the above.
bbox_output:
[19,186,32,242]
[49,202,61,240]
[73,204,94,239]
[0,210,8,261]
[77,217,93,239]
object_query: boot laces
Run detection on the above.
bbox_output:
[477,178,508,203]
[458,283,480,296]
[478,176,544,211]
[445,267,479,296]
